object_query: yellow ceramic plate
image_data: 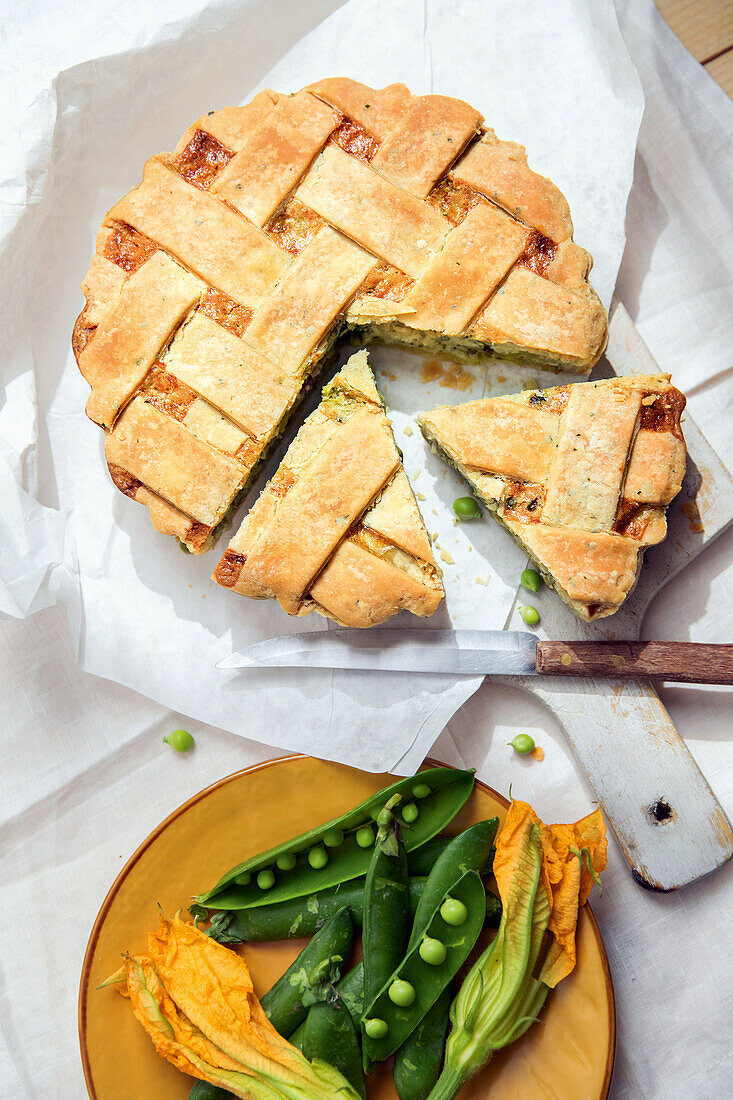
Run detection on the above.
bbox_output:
[79,756,615,1099]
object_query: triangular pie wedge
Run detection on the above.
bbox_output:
[73,78,607,553]
[214,352,444,627]
[418,374,686,621]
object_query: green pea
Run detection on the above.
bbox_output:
[509,733,536,755]
[402,803,419,824]
[234,871,251,886]
[163,728,194,752]
[364,1018,388,1039]
[323,828,344,848]
[257,869,275,890]
[276,853,296,871]
[453,496,481,519]
[388,979,416,1007]
[440,897,468,926]
[520,567,542,593]
[308,846,328,870]
[419,936,447,966]
[356,825,375,848]
[519,604,540,626]
[412,782,431,799]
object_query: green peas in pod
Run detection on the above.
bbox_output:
[440,897,468,926]
[389,979,416,1007]
[419,936,447,966]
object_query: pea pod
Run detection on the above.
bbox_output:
[261,907,353,1036]
[206,877,429,944]
[301,993,366,1100]
[407,819,498,950]
[362,870,485,1070]
[197,768,474,910]
[337,960,364,1021]
[363,796,411,1011]
[393,985,452,1100]
[404,836,451,877]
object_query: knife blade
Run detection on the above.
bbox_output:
[218,630,733,684]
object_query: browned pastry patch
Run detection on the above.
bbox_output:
[266,200,325,256]
[640,389,686,441]
[169,129,235,189]
[330,113,380,162]
[104,222,159,274]
[199,287,254,337]
[517,230,557,277]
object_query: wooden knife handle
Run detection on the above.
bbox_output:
[536,641,733,685]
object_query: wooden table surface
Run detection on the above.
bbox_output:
[656,0,733,96]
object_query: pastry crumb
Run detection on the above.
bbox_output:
[475,575,490,586]
[415,491,426,501]
[440,549,455,565]
[403,424,414,436]
[530,746,545,762]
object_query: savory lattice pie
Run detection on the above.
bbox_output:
[214,351,444,627]
[73,78,607,553]
[418,375,686,621]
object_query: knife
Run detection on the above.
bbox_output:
[218,629,733,684]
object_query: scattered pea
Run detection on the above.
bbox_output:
[308,846,328,870]
[163,728,194,752]
[519,604,540,626]
[257,869,275,890]
[402,803,419,824]
[364,1018,389,1039]
[234,871,251,886]
[440,897,468,926]
[521,568,542,593]
[276,852,296,871]
[388,979,416,1007]
[323,828,344,848]
[509,733,536,755]
[412,782,431,799]
[356,825,375,848]
[419,936,447,966]
[453,496,481,519]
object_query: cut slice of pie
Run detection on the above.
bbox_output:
[73,78,607,552]
[418,374,686,621]
[214,351,444,627]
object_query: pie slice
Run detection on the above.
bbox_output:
[418,374,686,621]
[73,78,607,552]
[214,351,444,627]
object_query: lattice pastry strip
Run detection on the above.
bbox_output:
[74,78,609,558]
[214,351,444,627]
[418,374,686,621]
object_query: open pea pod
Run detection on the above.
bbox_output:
[361,870,485,1071]
[197,768,474,910]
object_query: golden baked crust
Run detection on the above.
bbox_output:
[74,78,607,552]
[214,352,444,627]
[418,375,686,621]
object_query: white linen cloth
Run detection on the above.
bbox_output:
[0,1,732,1098]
